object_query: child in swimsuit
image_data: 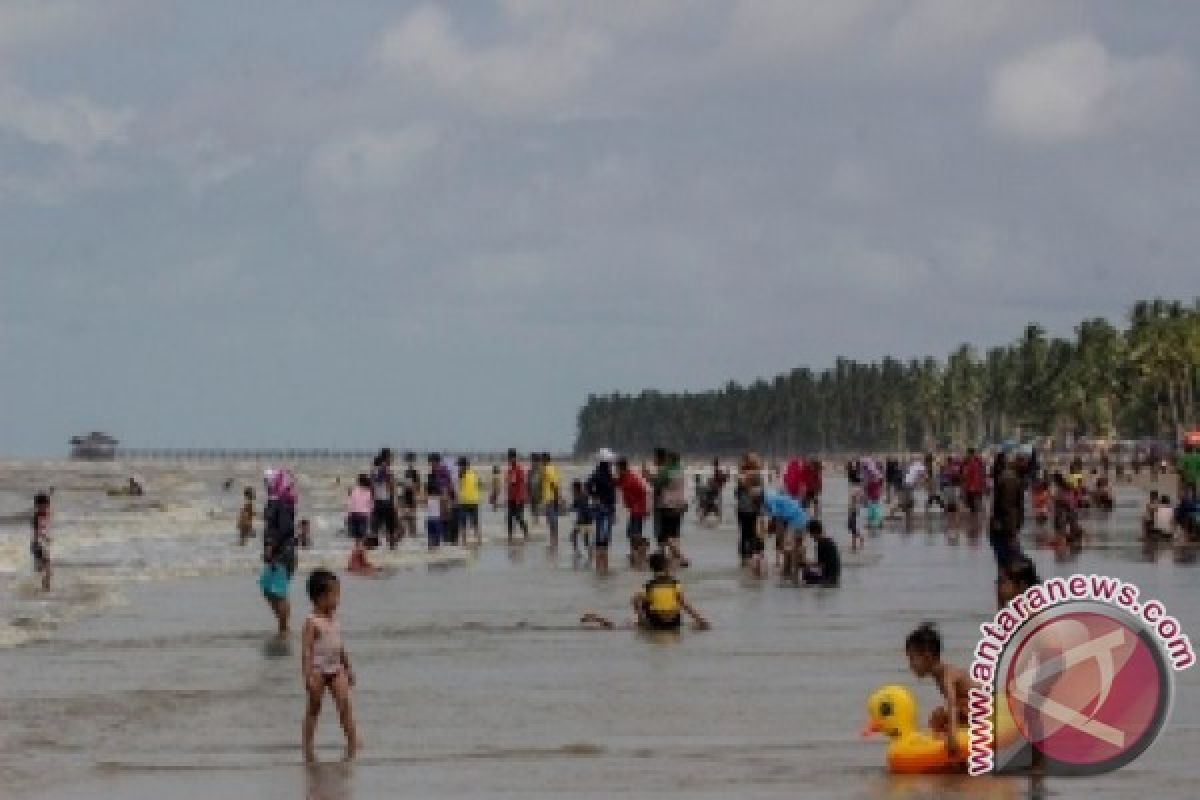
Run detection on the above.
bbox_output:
[905,622,977,758]
[302,569,359,762]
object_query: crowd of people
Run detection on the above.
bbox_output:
[22,435,1200,762]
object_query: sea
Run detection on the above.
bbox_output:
[1,458,1197,799]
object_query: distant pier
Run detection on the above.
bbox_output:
[112,449,570,463]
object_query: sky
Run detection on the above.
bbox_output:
[2,1,1198,456]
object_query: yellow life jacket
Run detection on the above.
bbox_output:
[645,576,681,616]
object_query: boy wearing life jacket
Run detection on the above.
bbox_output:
[632,552,708,631]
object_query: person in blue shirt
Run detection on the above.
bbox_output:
[762,489,808,583]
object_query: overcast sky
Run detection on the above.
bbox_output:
[2,1,1197,456]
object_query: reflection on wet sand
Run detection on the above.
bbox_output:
[305,762,353,800]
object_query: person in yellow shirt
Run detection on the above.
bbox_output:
[456,457,483,546]
[541,453,562,548]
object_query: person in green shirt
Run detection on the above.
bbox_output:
[1179,442,1200,493]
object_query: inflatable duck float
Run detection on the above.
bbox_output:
[863,684,1020,774]
[863,684,969,774]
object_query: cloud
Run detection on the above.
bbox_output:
[372,4,610,115]
[0,80,135,157]
[723,0,877,62]
[0,0,104,55]
[987,34,1193,144]
[160,134,255,192]
[307,124,439,195]
[888,0,1026,59]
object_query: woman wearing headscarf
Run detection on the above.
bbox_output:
[260,467,299,634]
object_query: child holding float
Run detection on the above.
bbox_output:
[905,623,977,757]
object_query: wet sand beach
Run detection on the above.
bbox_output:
[1,462,1198,799]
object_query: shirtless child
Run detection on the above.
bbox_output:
[905,622,977,757]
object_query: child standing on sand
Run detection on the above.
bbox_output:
[237,487,255,545]
[302,569,359,762]
[31,492,52,591]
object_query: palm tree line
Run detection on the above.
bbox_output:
[575,299,1200,457]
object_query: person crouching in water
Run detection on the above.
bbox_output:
[801,519,840,586]
[581,552,708,631]
[905,622,976,761]
[762,489,809,583]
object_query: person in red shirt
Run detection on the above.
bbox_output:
[801,458,822,512]
[505,448,529,543]
[962,447,987,528]
[616,458,650,569]
[783,457,805,500]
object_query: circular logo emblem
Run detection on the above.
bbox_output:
[1003,608,1172,775]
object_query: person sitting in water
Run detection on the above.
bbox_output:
[801,519,840,586]
[580,552,709,631]
[905,622,977,758]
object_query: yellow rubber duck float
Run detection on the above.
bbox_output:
[863,684,1021,774]
[862,684,969,774]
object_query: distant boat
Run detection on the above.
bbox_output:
[69,432,119,461]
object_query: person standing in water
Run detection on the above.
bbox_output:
[652,450,690,567]
[369,449,399,550]
[30,492,52,591]
[457,457,483,546]
[541,453,562,549]
[586,449,618,576]
[346,474,375,574]
[735,453,765,576]
[616,458,650,569]
[528,453,543,528]
[261,468,299,635]
[505,449,529,543]
[301,569,359,762]
[489,464,502,511]
[962,447,987,532]
[989,452,1025,568]
[237,487,256,545]
[399,452,421,544]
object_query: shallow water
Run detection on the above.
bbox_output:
[1,460,1198,799]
